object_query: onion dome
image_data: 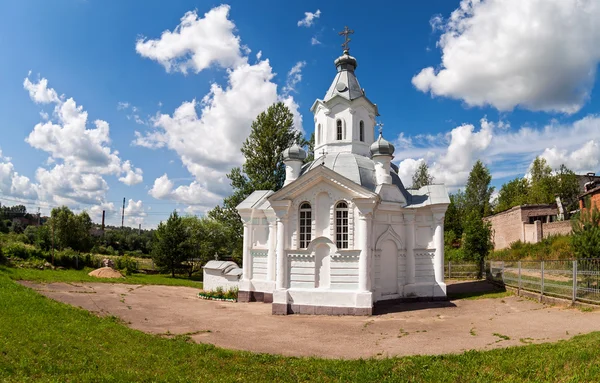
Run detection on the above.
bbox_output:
[334,50,358,72]
[370,133,395,157]
[282,143,307,161]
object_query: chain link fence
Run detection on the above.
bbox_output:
[487,259,600,304]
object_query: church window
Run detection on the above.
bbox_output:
[359,121,364,142]
[317,124,321,145]
[299,202,312,249]
[337,120,343,140]
[335,201,349,249]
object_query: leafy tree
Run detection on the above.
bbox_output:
[411,162,434,189]
[151,211,189,277]
[462,210,493,278]
[464,160,494,217]
[209,102,303,257]
[529,157,556,204]
[47,207,93,252]
[444,191,466,243]
[554,164,580,212]
[495,177,530,213]
[303,132,315,163]
[571,207,600,259]
[182,216,230,277]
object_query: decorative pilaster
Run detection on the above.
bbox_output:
[353,198,377,292]
[403,212,416,285]
[266,220,276,282]
[242,221,251,281]
[271,200,291,290]
[432,210,445,286]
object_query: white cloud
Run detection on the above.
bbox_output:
[135,5,245,74]
[413,0,600,114]
[119,160,144,185]
[0,149,38,200]
[311,37,321,46]
[124,199,147,225]
[297,9,321,27]
[394,116,600,189]
[21,76,143,208]
[283,61,306,95]
[135,6,304,208]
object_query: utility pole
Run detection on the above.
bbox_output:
[101,210,106,233]
[121,197,125,229]
[51,220,55,266]
[138,223,141,235]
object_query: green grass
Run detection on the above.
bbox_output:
[2,272,600,382]
[0,266,203,289]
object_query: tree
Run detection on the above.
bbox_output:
[554,164,579,212]
[209,102,303,257]
[462,210,493,278]
[49,206,77,250]
[444,191,466,242]
[464,160,494,217]
[303,132,315,163]
[571,207,600,259]
[495,177,530,213]
[182,216,229,277]
[529,157,556,204]
[411,162,434,189]
[152,211,189,277]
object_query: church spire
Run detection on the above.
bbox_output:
[324,26,363,102]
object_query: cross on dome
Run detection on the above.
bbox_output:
[339,26,354,52]
[376,121,384,136]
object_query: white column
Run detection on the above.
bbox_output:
[433,213,444,285]
[357,212,372,292]
[242,222,251,281]
[276,217,287,290]
[266,221,276,282]
[404,212,415,285]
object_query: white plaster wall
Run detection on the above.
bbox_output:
[203,270,240,292]
[251,251,268,280]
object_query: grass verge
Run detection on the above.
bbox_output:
[0,266,203,289]
[1,272,600,382]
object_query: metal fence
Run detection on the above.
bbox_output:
[487,259,600,304]
[445,262,481,279]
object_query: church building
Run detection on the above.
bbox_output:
[237,37,450,315]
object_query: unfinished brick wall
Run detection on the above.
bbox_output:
[485,207,524,250]
[542,221,572,237]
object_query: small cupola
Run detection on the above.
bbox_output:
[282,143,306,186]
[370,133,395,157]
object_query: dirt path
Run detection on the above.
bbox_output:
[20,280,600,359]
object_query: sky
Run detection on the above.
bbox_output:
[2,0,600,228]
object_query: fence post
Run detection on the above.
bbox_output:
[540,260,544,297]
[572,260,577,304]
[448,261,451,279]
[518,261,522,295]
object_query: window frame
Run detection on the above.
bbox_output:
[359,120,364,142]
[298,202,312,249]
[336,119,343,140]
[335,201,349,249]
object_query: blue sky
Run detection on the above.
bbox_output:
[1,0,600,227]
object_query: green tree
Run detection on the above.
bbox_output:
[151,211,189,277]
[303,132,315,163]
[49,206,77,250]
[444,191,466,242]
[411,162,434,189]
[464,160,494,217]
[495,177,530,213]
[529,157,556,204]
[571,207,600,259]
[209,102,303,258]
[182,216,229,277]
[554,164,580,212]
[462,210,493,278]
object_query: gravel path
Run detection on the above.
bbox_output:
[21,280,600,359]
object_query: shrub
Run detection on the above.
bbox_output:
[3,242,43,260]
[115,255,138,276]
[0,246,5,264]
[49,249,99,269]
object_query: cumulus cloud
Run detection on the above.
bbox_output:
[134,6,304,208]
[413,0,600,114]
[394,116,600,189]
[21,76,143,207]
[124,199,147,225]
[0,149,38,200]
[135,5,245,74]
[297,10,321,27]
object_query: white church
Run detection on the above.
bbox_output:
[237,37,449,315]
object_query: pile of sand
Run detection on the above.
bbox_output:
[88,267,124,279]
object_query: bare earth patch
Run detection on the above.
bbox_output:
[20,280,600,359]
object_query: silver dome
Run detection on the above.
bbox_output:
[370,133,395,157]
[282,143,307,161]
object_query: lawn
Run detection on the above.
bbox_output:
[1,272,600,382]
[0,266,203,289]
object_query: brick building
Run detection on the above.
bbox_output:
[484,205,572,250]
[579,184,600,213]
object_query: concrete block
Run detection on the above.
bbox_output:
[272,303,288,315]
[238,290,251,303]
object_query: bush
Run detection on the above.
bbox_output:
[0,247,6,264]
[489,235,574,261]
[115,255,138,276]
[49,249,100,269]
[3,242,43,260]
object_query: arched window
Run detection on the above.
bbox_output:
[337,120,343,140]
[359,121,364,142]
[299,202,312,249]
[335,201,349,249]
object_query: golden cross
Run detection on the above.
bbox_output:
[339,26,354,52]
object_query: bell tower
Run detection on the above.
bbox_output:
[310,27,379,158]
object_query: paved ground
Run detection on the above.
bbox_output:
[21,280,600,359]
